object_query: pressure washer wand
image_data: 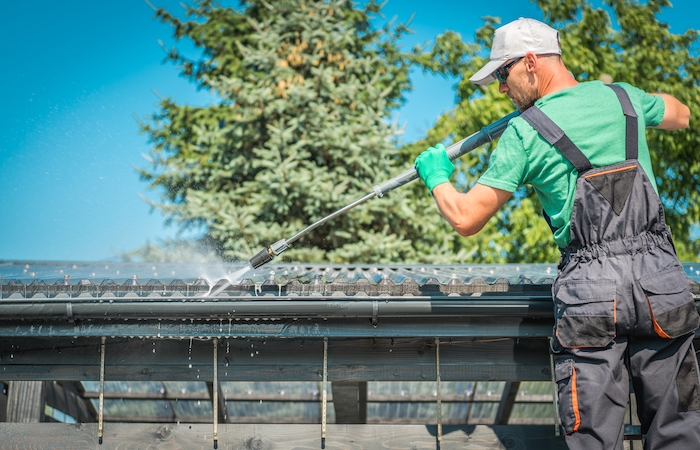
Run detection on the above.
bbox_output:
[249,110,520,269]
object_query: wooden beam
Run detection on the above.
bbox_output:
[205,382,227,423]
[359,381,367,424]
[0,423,569,449]
[6,381,45,422]
[0,383,7,422]
[494,381,521,425]
[44,381,95,423]
[331,381,367,424]
[71,381,99,420]
[0,336,552,382]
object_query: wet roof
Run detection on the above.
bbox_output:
[2,260,560,284]
[2,260,699,297]
[0,260,697,341]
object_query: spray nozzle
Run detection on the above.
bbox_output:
[249,239,290,269]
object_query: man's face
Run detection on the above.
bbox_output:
[496,57,539,111]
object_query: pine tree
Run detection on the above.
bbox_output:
[139,0,459,264]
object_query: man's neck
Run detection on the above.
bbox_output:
[539,65,579,98]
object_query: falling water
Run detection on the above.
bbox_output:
[188,337,193,369]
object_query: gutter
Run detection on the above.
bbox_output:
[0,295,554,320]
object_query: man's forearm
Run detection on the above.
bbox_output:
[431,183,512,237]
[651,93,690,130]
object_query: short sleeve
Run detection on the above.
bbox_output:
[477,123,529,193]
[615,82,666,128]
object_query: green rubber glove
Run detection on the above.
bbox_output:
[414,143,454,192]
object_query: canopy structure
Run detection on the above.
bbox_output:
[1,261,698,449]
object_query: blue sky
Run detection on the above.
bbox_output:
[1,1,696,262]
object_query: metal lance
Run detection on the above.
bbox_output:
[249,111,520,269]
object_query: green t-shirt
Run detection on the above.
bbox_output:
[478,81,666,248]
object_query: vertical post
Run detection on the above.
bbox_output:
[322,337,328,449]
[465,382,476,424]
[213,338,219,449]
[549,338,561,436]
[6,381,45,423]
[435,338,442,450]
[98,336,106,445]
[494,381,521,425]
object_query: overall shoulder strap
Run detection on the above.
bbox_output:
[520,106,593,173]
[606,84,638,160]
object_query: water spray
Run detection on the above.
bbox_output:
[249,111,520,269]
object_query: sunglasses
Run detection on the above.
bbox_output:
[493,57,524,84]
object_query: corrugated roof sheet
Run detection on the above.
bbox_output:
[2,261,699,297]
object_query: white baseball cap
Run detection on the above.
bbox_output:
[469,18,561,85]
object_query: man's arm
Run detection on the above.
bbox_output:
[431,182,512,236]
[651,93,690,130]
[414,144,513,236]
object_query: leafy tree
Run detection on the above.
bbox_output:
[139,0,465,264]
[405,0,700,263]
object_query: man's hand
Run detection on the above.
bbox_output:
[414,144,454,192]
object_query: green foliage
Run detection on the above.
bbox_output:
[408,0,700,262]
[139,0,463,264]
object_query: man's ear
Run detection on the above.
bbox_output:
[524,52,537,72]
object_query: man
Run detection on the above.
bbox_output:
[415,17,700,450]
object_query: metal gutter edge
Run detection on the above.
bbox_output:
[0,297,554,319]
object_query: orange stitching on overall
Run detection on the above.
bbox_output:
[647,295,672,339]
[571,366,581,433]
[583,165,636,179]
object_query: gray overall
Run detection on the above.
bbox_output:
[521,85,700,450]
